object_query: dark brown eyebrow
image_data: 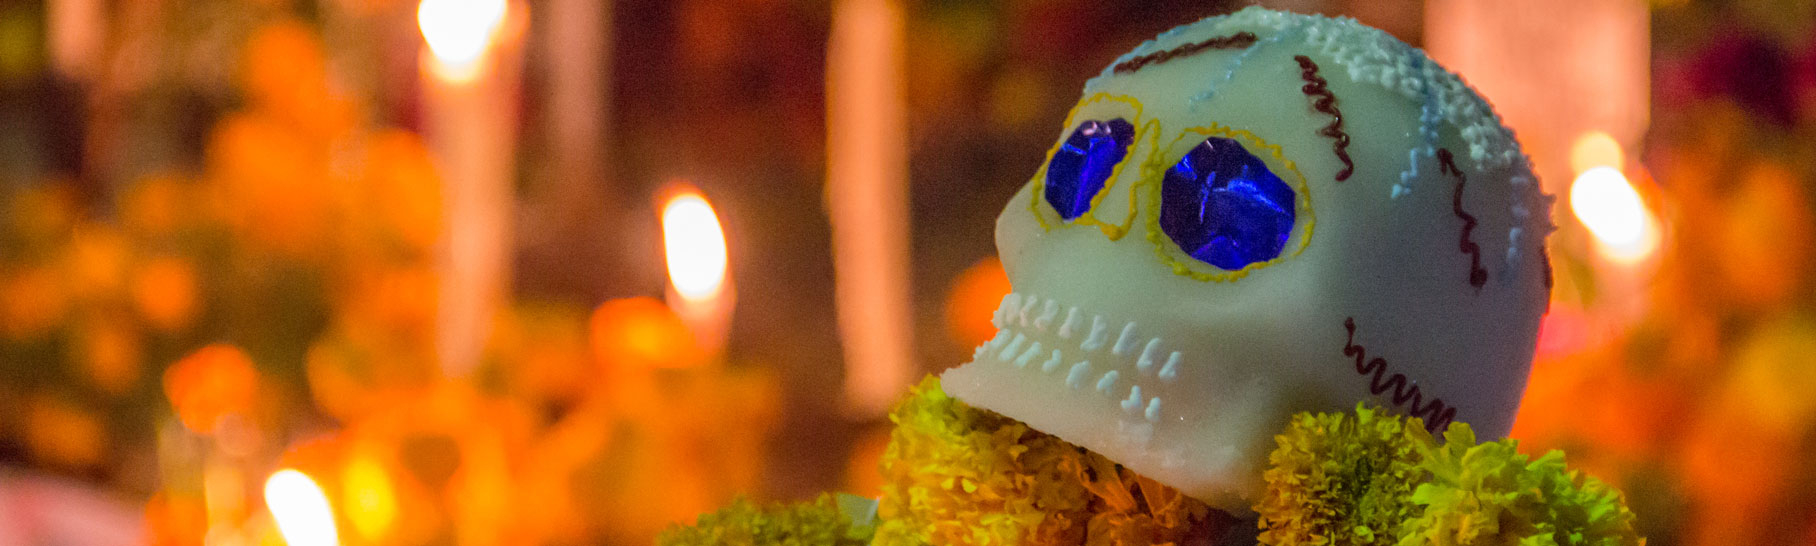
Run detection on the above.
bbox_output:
[1111,32,1257,74]
[1437,148,1489,291]
[1292,55,1355,182]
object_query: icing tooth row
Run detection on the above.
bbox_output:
[978,292,1179,424]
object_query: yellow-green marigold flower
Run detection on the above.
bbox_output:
[872,377,1096,545]
[1256,405,1422,546]
[1397,425,1643,546]
[873,376,1223,546]
[657,494,873,546]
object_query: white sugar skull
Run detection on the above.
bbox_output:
[939,7,1553,512]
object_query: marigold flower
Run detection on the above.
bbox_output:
[658,495,872,546]
[1256,405,1420,546]
[1399,425,1642,546]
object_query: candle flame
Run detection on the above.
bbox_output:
[418,0,507,76]
[1570,166,1658,263]
[265,469,339,546]
[662,190,730,302]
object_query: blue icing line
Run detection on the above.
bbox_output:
[1501,227,1525,284]
[1188,27,1298,109]
[1394,52,1442,200]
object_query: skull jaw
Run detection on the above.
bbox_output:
[939,319,1285,514]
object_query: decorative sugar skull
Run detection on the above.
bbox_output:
[939,7,1553,513]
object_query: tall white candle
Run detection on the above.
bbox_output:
[419,0,524,377]
[827,0,912,416]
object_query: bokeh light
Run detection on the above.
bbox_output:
[417,0,507,67]
[661,191,730,302]
[264,469,339,546]
[1570,166,1659,263]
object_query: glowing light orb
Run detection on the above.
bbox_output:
[265,469,339,546]
[417,0,507,68]
[661,191,730,302]
[1570,166,1658,263]
[342,456,397,541]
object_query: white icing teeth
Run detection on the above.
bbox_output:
[1018,295,1041,326]
[999,332,1028,361]
[1081,316,1110,351]
[1057,307,1081,339]
[994,293,1021,329]
[1159,352,1182,382]
[1121,385,1144,413]
[978,293,1191,423]
[1013,342,1043,368]
[1112,322,1139,356]
[1136,338,1162,372]
[1033,300,1060,330]
[985,329,1011,349]
[1065,361,1092,389]
[1095,370,1120,394]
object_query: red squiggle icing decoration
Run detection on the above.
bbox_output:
[1112,32,1257,74]
[1343,317,1456,433]
[1292,55,1355,182]
[1437,148,1489,290]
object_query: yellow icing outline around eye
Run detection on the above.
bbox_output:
[1142,122,1316,283]
[1028,93,1152,240]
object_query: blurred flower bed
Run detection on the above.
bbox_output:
[1511,3,1816,545]
[1,16,775,546]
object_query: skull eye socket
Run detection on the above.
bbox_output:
[1159,136,1297,271]
[1044,118,1136,220]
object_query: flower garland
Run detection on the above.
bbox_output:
[661,377,1642,546]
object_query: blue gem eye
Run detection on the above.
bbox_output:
[1044,119,1136,220]
[1159,136,1297,271]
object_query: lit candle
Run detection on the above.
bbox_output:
[1565,131,1661,328]
[419,0,525,377]
[264,469,339,546]
[660,184,735,358]
[828,0,913,416]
